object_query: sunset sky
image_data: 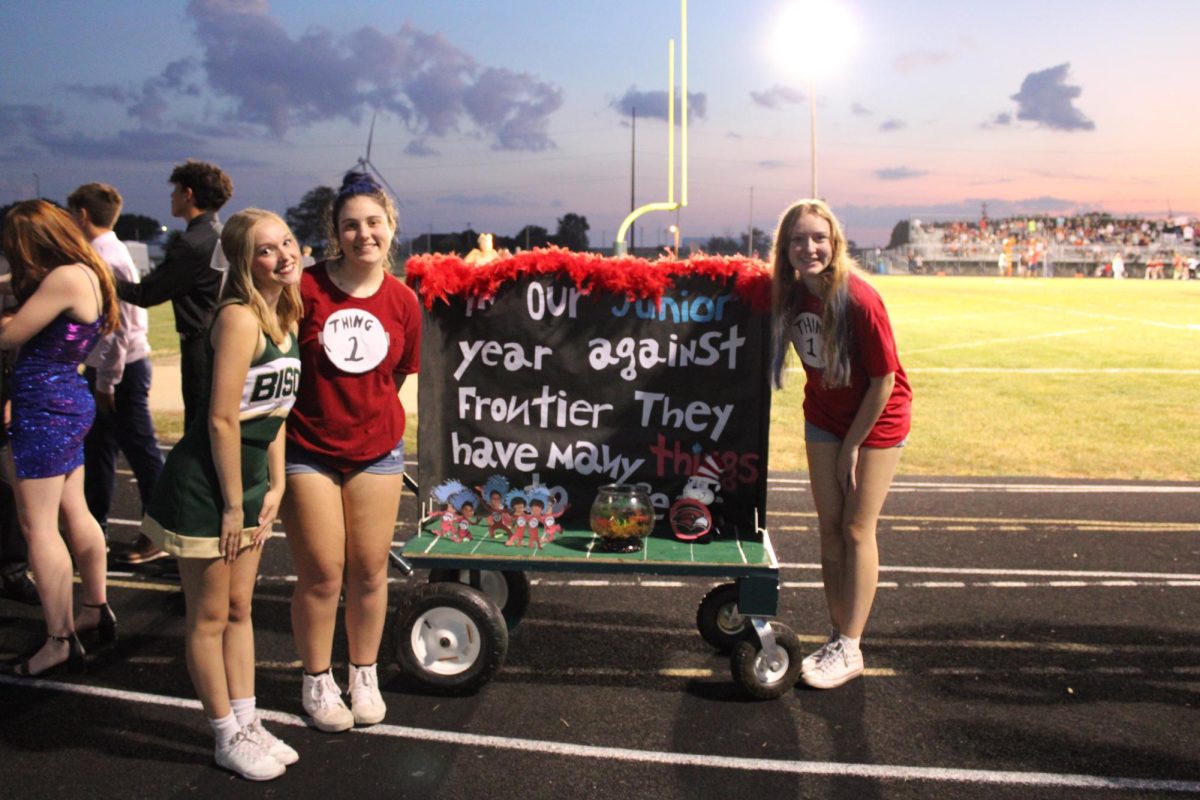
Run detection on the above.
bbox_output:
[2,0,1196,247]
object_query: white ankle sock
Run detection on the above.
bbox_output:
[209,712,241,749]
[231,696,257,727]
[838,634,861,654]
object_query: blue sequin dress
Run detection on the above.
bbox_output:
[10,313,104,479]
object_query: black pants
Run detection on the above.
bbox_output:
[0,478,27,579]
[179,333,212,434]
[84,360,165,534]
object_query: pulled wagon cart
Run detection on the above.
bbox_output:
[388,252,801,699]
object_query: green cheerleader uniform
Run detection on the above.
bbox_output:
[143,320,301,558]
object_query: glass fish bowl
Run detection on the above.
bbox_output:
[589,484,654,553]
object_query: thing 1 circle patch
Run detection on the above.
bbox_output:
[321,308,388,374]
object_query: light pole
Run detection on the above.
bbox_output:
[668,224,681,257]
[772,1,857,199]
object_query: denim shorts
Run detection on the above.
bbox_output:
[285,438,406,477]
[805,420,907,448]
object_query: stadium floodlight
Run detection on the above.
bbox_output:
[771,0,858,197]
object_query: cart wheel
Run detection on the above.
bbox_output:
[428,569,531,630]
[730,621,802,700]
[696,583,749,652]
[393,582,508,694]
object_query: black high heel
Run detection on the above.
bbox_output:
[2,633,86,677]
[79,602,117,645]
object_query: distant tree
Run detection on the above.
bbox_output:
[513,224,550,250]
[887,220,910,250]
[114,213,164,242]
[740,227,768,256]
[555,213,590,251]
[704,235,740,255]
[286,186,336,247]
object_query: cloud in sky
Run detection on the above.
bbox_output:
[7,0,565,160]
[0,104,62,138]
[749,85,805,109]
[851,102,872,116]
[610,87,707,125]
[876,166,928,181]
[1009,63,1094,131]
[879,119,906,132]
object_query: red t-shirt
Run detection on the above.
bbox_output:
[789,273,911,447]
[287,261,422,470]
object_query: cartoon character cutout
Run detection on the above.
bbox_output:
[448,488,480,543]
[523,487,555,550]
[669,454,722,541]
[523,481,568,544]
[477,475,512,539]
[503,489,530,547]
[425,479,478,542]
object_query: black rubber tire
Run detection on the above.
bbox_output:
[730,621,803,700]
[428,569,531,631]
[393,582,508,694]
[696,582,749,652]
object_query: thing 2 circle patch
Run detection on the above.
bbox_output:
[321,308,389,374]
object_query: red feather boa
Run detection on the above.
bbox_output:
[404,247,773,312]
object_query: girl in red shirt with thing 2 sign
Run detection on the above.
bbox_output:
[281,172,420,733]
[770,199,911,691]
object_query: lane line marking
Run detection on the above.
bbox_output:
[768,511,1199,530]
[1,677,1196,794]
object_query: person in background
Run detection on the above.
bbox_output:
[67,183,164,545]
[770,198,911,690]
[140,209,302,780]
[282,172,421,732]
[0,200,120,676]
[113,159,232,564]
[0,262,38,606]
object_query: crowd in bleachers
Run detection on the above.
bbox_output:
[896,213,1198,277]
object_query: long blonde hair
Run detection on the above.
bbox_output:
[2,199,120,336]
[769,198,860,389]
[218,209,301,344]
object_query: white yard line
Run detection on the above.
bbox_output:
[1,678,1196,794]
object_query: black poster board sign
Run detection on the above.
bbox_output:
[416,270,772,534]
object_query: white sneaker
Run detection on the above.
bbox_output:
[801,632,840,674]
[349,663,387,726]
[215,729,286,781]
[302,670,355,732]
[243,717,299,766]
[801,640,864,689]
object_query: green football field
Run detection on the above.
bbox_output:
[770,275,1200,480]
[151,275,1200,481]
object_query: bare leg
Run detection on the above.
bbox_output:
[57,466,108,620]
[224,546,264,702]
[806,443,902,639]
[8,450,74,672]
[178,556,233,719]
[283,471,346,672]
[341,471,403,665]
[806,442,847,631]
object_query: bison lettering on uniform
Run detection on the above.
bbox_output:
[453,339,553,381]
[248,366,300,404]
